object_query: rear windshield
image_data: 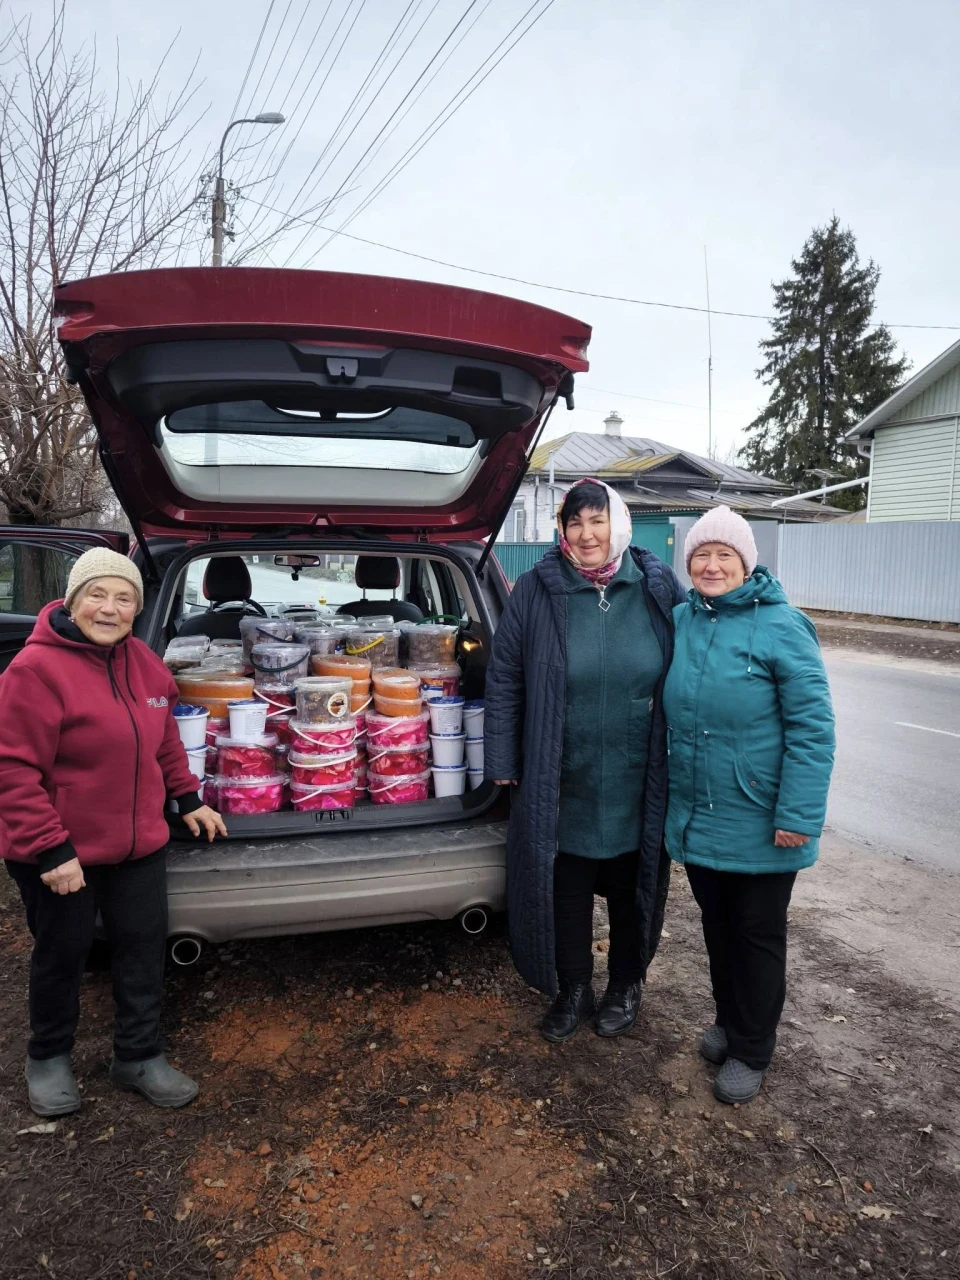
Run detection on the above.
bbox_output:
[159,421,479,474]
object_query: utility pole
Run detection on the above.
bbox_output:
[211,112,284,267]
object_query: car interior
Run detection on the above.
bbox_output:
[176,557,267,638]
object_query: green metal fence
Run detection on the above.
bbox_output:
[492,542,555,584]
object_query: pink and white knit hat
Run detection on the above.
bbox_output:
[684,505,758,575]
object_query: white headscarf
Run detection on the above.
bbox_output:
[557,478,634,586]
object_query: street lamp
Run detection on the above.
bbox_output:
[211,112,285,267]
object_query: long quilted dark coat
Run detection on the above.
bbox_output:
[484,545,684,996]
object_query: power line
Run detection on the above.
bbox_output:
[300,0,558,267]
[238,197,960,333]
[256,0,432,260]
[226,2,277,126]
[282,0,485,267]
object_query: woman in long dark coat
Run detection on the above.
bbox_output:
[484,479,684,1041]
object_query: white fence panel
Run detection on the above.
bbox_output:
[778,521,960,623]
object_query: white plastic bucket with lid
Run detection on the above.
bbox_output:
[429,732,465,766]
[462,700,484,736]
[465,736,484,771]
[173,704,209,750]
[426,695,464,735]
[432,762,468,797]
[185,746,207,788]
[228,698,269,742]
[467,769,485,791]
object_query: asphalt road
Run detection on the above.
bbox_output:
[825,650,960,872]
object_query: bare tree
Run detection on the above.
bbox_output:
[0,1,206,552]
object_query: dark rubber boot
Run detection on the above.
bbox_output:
[540,982,596,1043]
[594,981,642,1037]
[109,1054,198,1108]
[26,1055,81,1117]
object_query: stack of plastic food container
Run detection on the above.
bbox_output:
[171,703,209,804]
[239,616,295,664]
[211,689,285,816]
[366,670,430,804]
[250,642,310,746]
[312,654,372,716]
[463,700,485,789]
[287,674,358,811]
[427,694,467,797]
[163,635,210,673]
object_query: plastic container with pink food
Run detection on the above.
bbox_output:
[288,718,358,754]
[255,684,296,742]
[215,734,279,779]
[288,748,358,787]
[366,742,430,776]
[205,716,229,747]
[368,768,431,805]
[365,708,430,748]
[289,779,356,812]
[213,774,286,815]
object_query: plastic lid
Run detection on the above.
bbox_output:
[173,703,209,717]
[409,663,461,676]
[295,676,353,693]
[214,733,279,749]
[368,741,430,758]
[424,695,464,705]
[213,774,285,787]
[289,717,357,735]
[288,748,358,766]
[463,700,484,710]
[289,778,356,793]
[368,769,432,786]
[429,731,466,741]
[411,623,458,634]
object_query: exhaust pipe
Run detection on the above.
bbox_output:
[459,906,489,936]
[169,935,204,967]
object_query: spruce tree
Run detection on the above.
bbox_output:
[740,218,908,509]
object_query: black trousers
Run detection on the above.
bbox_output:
[5,849,168,1063]
[685,863,796,1071]
[554,849,645,986]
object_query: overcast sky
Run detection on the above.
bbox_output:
[14,0,960,460]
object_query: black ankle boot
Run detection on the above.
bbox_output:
[594,980,642,1037]
[540,981,596,1043]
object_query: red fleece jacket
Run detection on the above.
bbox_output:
[0,601,201,868]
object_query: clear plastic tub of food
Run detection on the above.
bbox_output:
[371,672,420,702]
[368,769,431,805]
[289,718,358,754]
[254,684,296,743]
[215,734,279,779]
[251,642,311,687]
[288,748,358,787]
[365,708,430,747]
[168,634,211,651]
[208,638,242,653]
[344,627,400,668]
[289,779,356,812]
[313,653,372,683]
[294,626,340,657]
[409,664,461,699]
[199,653,248,675]
[239,616,295,662]
[213,774,286,814]
[373,692,424,719]
[366,742,430,776]
[205,715,229,747]
[163,642,208,673]
[294,676,353,724]
[407,624,459,666]
[174,672,255,719]
[356,614,396,629]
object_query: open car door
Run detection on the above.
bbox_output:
[0,527,130,672]
[54,268,590,542]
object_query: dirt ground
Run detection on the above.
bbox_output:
[806,612,960,667]
[1,834,958,1280]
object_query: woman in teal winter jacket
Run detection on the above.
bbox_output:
[663,506,835,1105]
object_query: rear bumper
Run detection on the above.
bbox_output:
[165,821,507,944]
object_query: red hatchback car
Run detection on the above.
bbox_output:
[0,268,590,960]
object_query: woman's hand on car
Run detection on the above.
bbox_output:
[494,779,519,786]
[774,829,810,848]
[41,858,86,894]
[182,806,228,842]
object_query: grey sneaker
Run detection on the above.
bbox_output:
[109,1054,198,1108]
[699,1024,728,1064]
[26,1054,81,1117]
[713,1056,765,1104]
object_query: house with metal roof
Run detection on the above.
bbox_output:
[846,337,960,522]
[507,412,844,550]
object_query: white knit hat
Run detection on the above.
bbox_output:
[684,505,758,575]
[65,548,144,614]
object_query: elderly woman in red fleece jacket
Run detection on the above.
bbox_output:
[0,548,226,1118]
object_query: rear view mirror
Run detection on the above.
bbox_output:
[274,554,322,568]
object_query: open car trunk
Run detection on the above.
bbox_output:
[55,267,590,543]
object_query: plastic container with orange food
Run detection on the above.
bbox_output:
[312,653,371,683]
[373,692,424,719]
[372,672,420,703]
[174,672,255,720]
